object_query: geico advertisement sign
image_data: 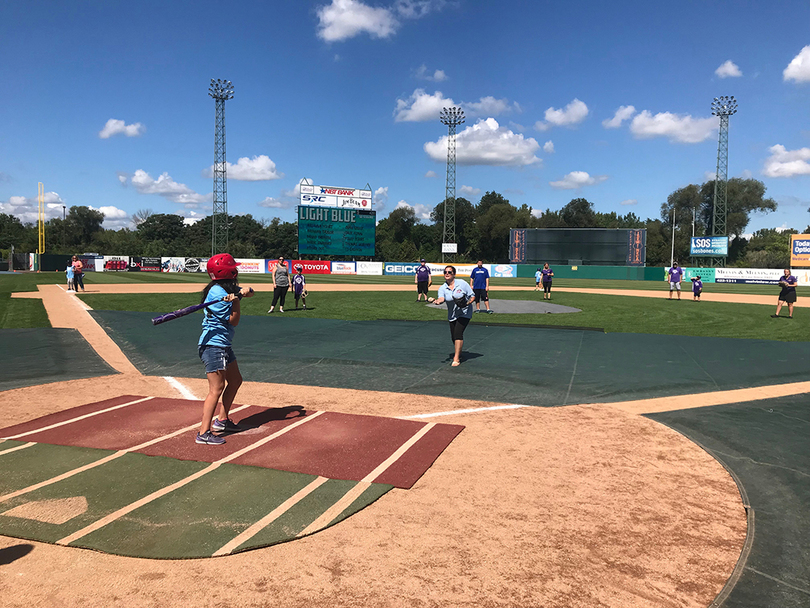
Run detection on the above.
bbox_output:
[331,262,356,274]
[290,260,331,274]
[235,259,264,273]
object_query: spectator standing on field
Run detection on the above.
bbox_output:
[470,260,492,314]
[534,268,542,291]
[65,263,75,292]
[772,269,797,319]
[541,263,554,300]
[667,262,683,300]
[291,264,307,310]
[268,256,290,313]
[691,276,703,301]
[415,259,432,302]
[71,255,85,292]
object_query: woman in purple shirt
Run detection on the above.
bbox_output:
[773,269,797,318]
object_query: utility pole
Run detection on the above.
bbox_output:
[710,96,737,268]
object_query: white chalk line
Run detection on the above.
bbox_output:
[163,376,200,401]
[403,403,529,419]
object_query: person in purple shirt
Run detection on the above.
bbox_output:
[772,268,797,318]
[540,263,554,300]
[667,262,683,300]
[414,259,432,302]
[691,276,703,301]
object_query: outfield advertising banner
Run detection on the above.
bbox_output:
[103,256,129,271]
[234,258,264,274]
[300,184,373,209]
[161,257,208,273]
[790,234,810,266]
[792,267,810,286]
[294,260,331,274]
[491,264,516,278]
[128,256,162,272]
[297,205,376,257]
[331,261,356,274]
[715,268,784,284]
[383,263,491,277]
[266,259,290,274]
[690,236,728,257]
[78,254,102,272]
[357,261,383,275]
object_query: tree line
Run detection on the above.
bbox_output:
[0,178,800,267]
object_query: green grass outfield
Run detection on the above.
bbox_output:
[1,272,805,340]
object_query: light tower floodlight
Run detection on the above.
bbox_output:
[709,95,737,268]
[439,106,465,262]
[208,78,234,255]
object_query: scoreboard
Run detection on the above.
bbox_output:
[297,205,376,257]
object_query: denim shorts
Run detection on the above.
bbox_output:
[199,345,236,374]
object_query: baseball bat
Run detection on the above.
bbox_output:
[151,289,251,326]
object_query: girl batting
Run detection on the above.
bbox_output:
[196,253,254,445]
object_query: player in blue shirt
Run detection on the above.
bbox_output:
[196,253,254,445]
[773,268,797,318]
[470,260,492,313]
[431,265,475,366]
[667,262,683,300]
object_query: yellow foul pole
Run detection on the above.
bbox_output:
[37,182,45,271]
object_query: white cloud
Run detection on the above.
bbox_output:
[530,208,543,219]
[549,171,608,190]
[99,119,145,139]
[543,140,555,153]
[130,169,211,206]
[181,210,207,225]
[394,89,455,122]
[424,118,541,166]
[715,60,742,78]
[762,144,810,178]
[629,110,716,143]
[424,170,438,178]
[0,191,65,223]
[620,199,638,206]
[395,200,432,220]
[535,98,589,131]
[257,197,291,209]
[784,46,810,83]
[92,205,131,229]
[117,172,128,185]
[374,186,389,210]
[415,64,447,82]
[316,0,444,42]
[394,89,516,122]
[205,155,283,181]
[459,185,480,197]
[602,105,636,128]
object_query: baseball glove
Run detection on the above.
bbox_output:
[453,295,469,309]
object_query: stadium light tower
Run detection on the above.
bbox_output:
[710,95,737,268]
[439,106,465,263]
[209,79,234,256]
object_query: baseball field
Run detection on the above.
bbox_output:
[0,271,807,608]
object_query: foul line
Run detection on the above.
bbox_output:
[213,476,331,556]
[163,376,199,401]
[0,403,254,505]
[0,442,36,457]
[57,410,325,546]
[404,403,528,419]
[0,397,154,442]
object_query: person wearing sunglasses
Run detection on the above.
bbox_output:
[430,265,475,366]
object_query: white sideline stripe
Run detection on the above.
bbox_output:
[297,482,371,538]
[0,397,155,442]
[403,403,528,419]
[0,404,252,504]
[0,442,36,456]
[56,410,325,546]
[297,421,437,538]
[163,376,199,401]
[56,285,65,292]
[213,476,331,556]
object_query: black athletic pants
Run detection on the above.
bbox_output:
[271,286,289,308]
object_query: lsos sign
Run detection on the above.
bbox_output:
[691,236,728,256]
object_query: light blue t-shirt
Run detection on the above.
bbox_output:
[438,279,474,321]
[198,284,235,348]
[535,270,542,282]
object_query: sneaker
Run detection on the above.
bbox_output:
[279,308,284,313]
[196,431,226,445]
[771,314,780,318]
[212,417,240,432]
[487,309,494,314]
[303,305,306,309]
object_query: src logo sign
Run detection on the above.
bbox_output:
[302,194,327,203]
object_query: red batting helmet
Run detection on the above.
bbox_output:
[206,253,240,280]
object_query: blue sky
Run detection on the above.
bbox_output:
[2,0,809,238]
